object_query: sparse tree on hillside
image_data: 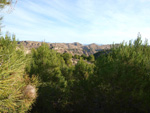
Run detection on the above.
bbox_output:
[81,54,88,60]
[88,54,95,62]
[73,54,80,59]
[62,52,72,66]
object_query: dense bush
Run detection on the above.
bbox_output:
[0,34,38,113]
[94,35,150,113]
[67,59,95,113]
[81,54,88,60]
[26,43,68,113]
[25,35,150,113]
[88,54,95,62]
[62,52,72,66]
[73,54,80,59]
[26,43,98,113]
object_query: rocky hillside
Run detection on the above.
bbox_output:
[18,41,114,56]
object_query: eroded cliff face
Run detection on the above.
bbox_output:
[18,41,112,56]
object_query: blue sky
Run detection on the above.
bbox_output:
[1,0,150,44]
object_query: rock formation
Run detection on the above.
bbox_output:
[18,41,114,56]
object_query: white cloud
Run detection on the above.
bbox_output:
[1,0,150,44]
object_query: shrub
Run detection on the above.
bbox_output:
[0,34,38,113]
[94,35,150,113]
[27,43,68,113]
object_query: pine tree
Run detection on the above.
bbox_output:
[73,54,80,59]
[67,59,95,113]
[81,54,88,60]
[27,43,67,113]
[62,52,72,66]
[88,54,95,62]
[74,58,94,81]
[0,34,37,113]
[94,34,150,113]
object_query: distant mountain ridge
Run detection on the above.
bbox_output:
[18,41,116,56]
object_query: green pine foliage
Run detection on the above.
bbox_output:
[0,34,37,113]
[74,58,94,81]
[81,54,88,60]
[65,59,95,113]
[73,54,80,59]
[26,43,68,113]
[88,54,95,62]
[27,43,67,86]
[94,35,150,113]
[0,0,11,5]
[62,52,72,66]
